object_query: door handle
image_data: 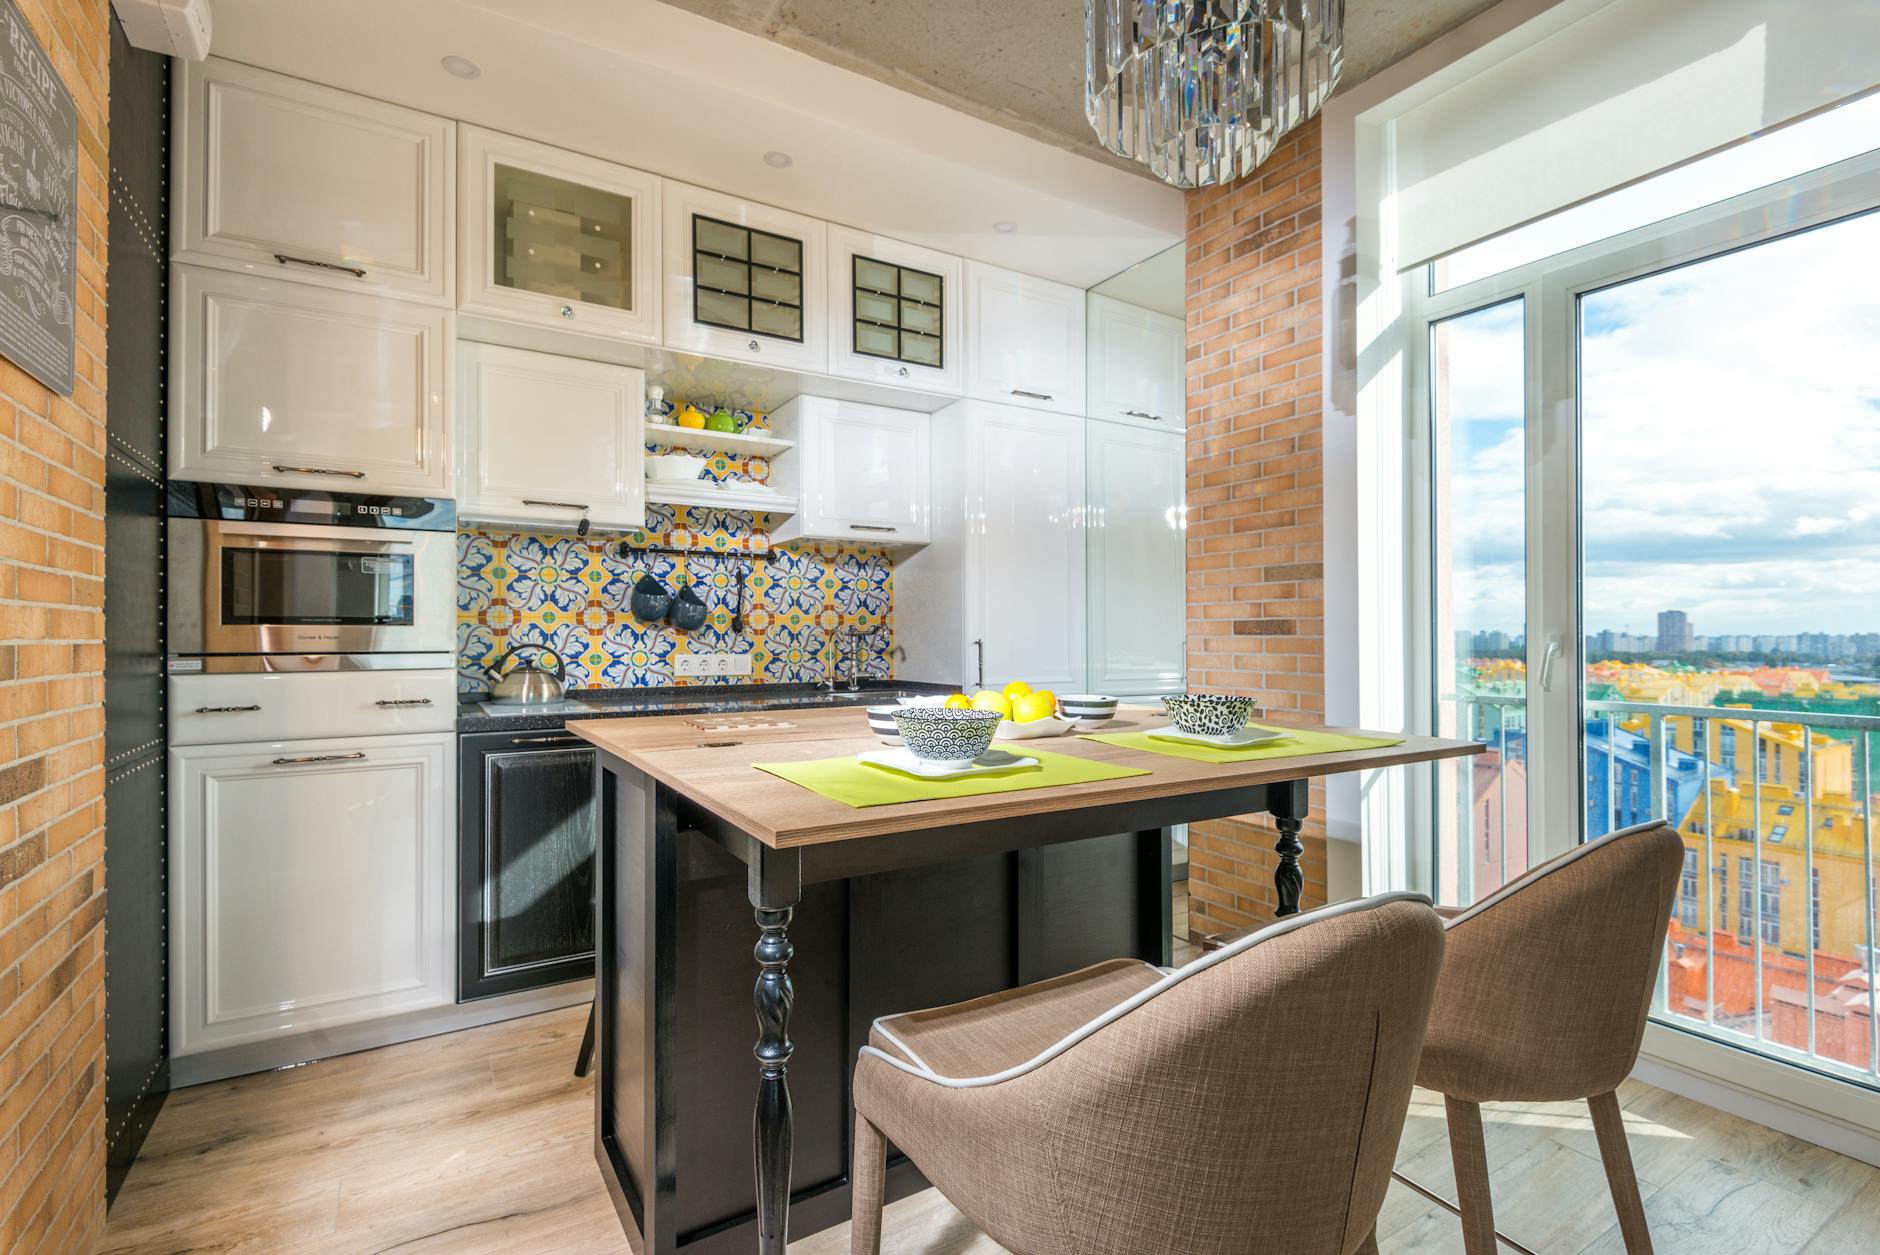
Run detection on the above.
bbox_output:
[1009,388,1053,401]
[375,698,433,707]
[972,638,984,689]
[271,464,365,478]
[194,704,261,714]
[848,524,898,533]
[274,252,367,279]
[1124,410,1164,422]
[513,735,582,745]
[1539,636,1562,691]
[270,751,367,766]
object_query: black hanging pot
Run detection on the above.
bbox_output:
[630,571,671,625]
[669,577,708,632]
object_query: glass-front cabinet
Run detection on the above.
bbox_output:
[662,180,828,373]
[458,126,663,343]
[826,225,963,394]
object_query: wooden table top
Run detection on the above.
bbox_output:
[568,705,1482,850]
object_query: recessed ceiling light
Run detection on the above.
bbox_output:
[441,55,482,80]
[993,221,1018,234]
[762,151,794,169]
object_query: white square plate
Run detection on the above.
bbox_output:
[1146,725,1286,750]
[856,748,1041,780]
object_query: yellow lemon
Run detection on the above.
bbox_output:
[942,693,972,710]
[1001,680,1032,701]
[1012,692,1057,723]
[971,690,1012,719]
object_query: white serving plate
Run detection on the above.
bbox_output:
[1146,724,1286,750]
[895,694,951,707]
[994,715,1078,740]
[857,748,1040,780]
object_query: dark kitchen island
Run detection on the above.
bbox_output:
[568,705,1479,1254]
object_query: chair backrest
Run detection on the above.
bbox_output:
[1418,819,1686,1102]
[1022,893,1445,1255]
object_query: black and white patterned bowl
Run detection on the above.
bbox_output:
[865,705,903,745]
[889,707,1002,765]
[1057,694,1119,722]
[1162,693,1258,737]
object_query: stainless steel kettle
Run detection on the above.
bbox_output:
[485,644,567,704]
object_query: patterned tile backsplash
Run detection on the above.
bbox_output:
[456,502,893,692]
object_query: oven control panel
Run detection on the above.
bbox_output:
[167,482,456,531]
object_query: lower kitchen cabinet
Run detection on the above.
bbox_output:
[458,729,598,1000]
[169,733,455,1057]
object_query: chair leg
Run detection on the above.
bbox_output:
[1588,1090,1654,1254]
[851,1111,888,1255]
[1354,1227,1381,1255]
[573,1002,596,1078]
[1444,1096,1499,1255]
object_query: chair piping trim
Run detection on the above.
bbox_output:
[1443,820,1672,928]
[859,891,1432,1089]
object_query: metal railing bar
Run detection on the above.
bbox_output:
[1753,717,1765,1046]
[1805,736,1817,1060]
[1700,716,1716,1030]
[1587,699,1880,732]
[1865,730,1877,1077]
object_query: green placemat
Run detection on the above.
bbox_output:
[752,746,1151,808]
[1081,723,1404,764]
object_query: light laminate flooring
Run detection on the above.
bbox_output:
[104,885,1880,1254]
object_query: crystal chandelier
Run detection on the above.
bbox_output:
[1086,1,1345,189]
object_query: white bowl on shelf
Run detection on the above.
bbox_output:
[646,452,708,483]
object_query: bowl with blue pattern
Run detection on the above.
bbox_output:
[889,706,1002,767]
[1161,693,1259,737]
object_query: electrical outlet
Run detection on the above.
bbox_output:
[715,653,753,677]
[677,653,754,678]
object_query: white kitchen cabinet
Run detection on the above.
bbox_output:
[457,342,645,532]
[458,126,662,344]
[169,732,454,1057]
[1087,293,1185,428]
[169,265,452,494]
[1087,418,1187,696]
[172,58,454,304]
[662,180,828,373]
[897,400,1085,692]
[962,262,1086,416]
[768,396,929,545]
[825,226,963,396]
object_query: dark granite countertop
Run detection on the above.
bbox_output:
[455,679,957,734]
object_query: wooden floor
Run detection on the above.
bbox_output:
[105,889,1880,1254]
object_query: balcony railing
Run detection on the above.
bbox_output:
[1441,692,1880,1092]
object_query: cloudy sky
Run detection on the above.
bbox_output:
[1442,207,1880,640]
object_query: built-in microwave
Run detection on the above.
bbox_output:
[168,483,456,669]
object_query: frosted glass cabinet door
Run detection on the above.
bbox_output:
[169,733,453,1056]
[457,343,646,531]
[169,265,452,495]
[963,262,1086,416]
[1087,294,1185,427]
[963,404,1086,691]
[173,58,454,303]
[1087,419,1187,695]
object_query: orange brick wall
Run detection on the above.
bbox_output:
[1183,120,1327,936]
[0,0,111,1250]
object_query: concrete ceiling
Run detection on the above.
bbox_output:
[657,0,1507,173]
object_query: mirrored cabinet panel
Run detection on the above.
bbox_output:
[826,225,963,394]
[664,180,828,372]
[459,126,662,343]
[1086,244,1186,429]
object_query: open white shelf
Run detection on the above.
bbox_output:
[645,480,799,514]
[644,422,794,456]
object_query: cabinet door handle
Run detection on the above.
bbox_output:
[375,698,433,707]
[270,751,367,766]
[513,735,581,745]
[194,704,261,714]
[972,638,984,689]
[848,524,898,533]
[747,340,762,352]
[271,464,366,478]
[896,367,909,377]
[1010,388,1054,401]
[560,305,575,318]
[1124,409,1164,422]
[274,252,367,279]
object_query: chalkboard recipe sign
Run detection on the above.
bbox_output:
[0,0,77,396]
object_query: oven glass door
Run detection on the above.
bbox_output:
[220,548,416,626]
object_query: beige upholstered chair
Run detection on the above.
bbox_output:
[848,893,1446,1255]
[1414,819,1685,1255]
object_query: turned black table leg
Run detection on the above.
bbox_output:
[1269,777,1310,918]
[749,844,802,1255]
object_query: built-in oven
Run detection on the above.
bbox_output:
[168,483,456,670]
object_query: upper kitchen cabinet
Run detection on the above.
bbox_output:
[769,396,930,545]
[456,342,646,532]
[662,181,828,373]
[172,58,454,305]
[458,126,663,344]
[170,266,452,495]
[825,226,962,395]
[1087,293,1185,428]
[962,261,1085,416]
